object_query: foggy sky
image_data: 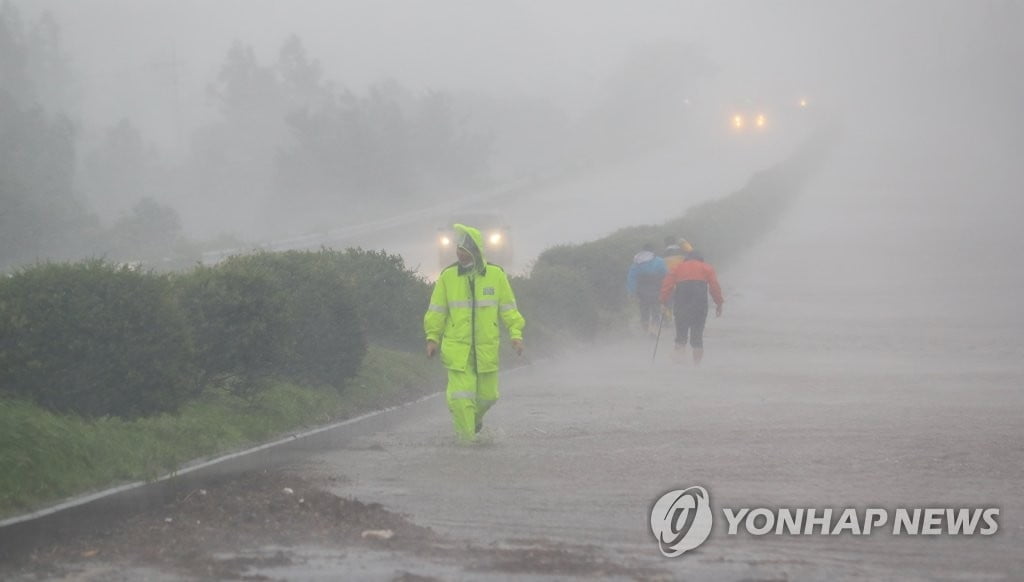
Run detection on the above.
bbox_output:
[12,0,1024,299]
[25,0,1017,153]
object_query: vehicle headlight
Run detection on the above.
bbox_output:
[440,236,451,247]
[489,232,502,245]
[732,114,744,129]
[755,113,766,128]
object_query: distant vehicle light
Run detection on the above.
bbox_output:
[437,218,513,269]
[732,114,744,129]
[799,98,808,108]
[756,113,766,128]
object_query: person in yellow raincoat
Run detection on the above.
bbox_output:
[424,224,525,441]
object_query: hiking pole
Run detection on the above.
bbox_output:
[652,311,664,364]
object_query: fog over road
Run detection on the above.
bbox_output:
[258,132,796,279]
[495,136,790,272]
[267,127,1023,579]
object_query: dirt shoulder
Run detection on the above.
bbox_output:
[0,469,665,581]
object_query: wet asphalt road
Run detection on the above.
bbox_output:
[295,139,1024,579]
[295,281,1024,580]
[18,279,1021,581]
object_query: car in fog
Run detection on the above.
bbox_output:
[728,96,813,134]
[437,213,513,269]
[730,109,769,132]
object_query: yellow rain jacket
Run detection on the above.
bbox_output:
[424,224,525,373]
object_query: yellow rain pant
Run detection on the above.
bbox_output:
[446,365,499,442]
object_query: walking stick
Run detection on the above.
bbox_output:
[651,310,664,364]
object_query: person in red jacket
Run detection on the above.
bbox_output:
[659,250,724,365]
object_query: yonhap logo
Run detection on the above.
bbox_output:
[650,485,1001,558]
[650,486,714,557]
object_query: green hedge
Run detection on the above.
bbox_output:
[183,250,368,394]
[0,250,378,418]
[174,263,291,393]
[0,261,194,418]
[319,248,432,349]
[511,263,604,341]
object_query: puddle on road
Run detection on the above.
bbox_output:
[217,544,628,581]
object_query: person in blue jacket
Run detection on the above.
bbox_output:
[626,242,668,336]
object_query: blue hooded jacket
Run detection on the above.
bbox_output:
[626,251,667,300]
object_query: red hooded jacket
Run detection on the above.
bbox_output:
[660,257,724,308]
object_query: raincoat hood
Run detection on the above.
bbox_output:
[453,223,487,274]
[663,245,685,258]
[633,250,656,264]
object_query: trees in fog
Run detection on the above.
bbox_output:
[0,3,87,270]
[0,92,86,270]
[0,2,75,113]
[1,3,498,268]
[81,119,153,216]
[276,82,492,227]
[102,198,184,264]
[192,36,493,236]
[0,3,725,269]
[0,4,187,269]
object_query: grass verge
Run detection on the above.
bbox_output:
[0,345,442,520]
